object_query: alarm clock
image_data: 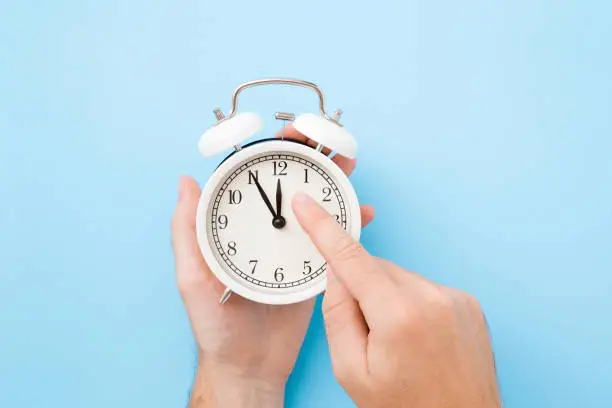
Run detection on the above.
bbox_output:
[196,78,361,305]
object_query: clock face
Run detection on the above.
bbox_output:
[197,140,360,304]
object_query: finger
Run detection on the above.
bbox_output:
[274,124,332,155]
[323,266,368,379]
[292,192,396,321]
[331,155,356,177]
[360,204,375,228]
[273,124,305,142]
[171,176,210,290]
[273,124,355,175]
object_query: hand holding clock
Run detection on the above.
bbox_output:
[171,126,374,408]
[172,124,499,408]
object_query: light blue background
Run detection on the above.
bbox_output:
[1,1,611,407]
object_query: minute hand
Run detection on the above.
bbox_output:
[275,179,282,218]
[251,173,277,218]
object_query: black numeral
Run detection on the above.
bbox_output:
[334,214,340,224]
[248,170,259,185]
[273,161,288,176]
[274,267,285,282]
[322,187,332,202]
[227,241,237,256]
[228,189,242,204]
[304,168,309,183]
[218,215,228,229]
[303,261,312,275]
[249,260,258,274]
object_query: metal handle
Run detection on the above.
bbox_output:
[226,78,331,120]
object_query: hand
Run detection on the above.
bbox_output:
[275,179,282,219]
[249,169,278,225]
[292,194,501,408]
[273,179,285,229]
[170,125,375,408]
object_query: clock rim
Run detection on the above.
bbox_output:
[196,139,361,305]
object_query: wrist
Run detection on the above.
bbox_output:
[189,357,285,408]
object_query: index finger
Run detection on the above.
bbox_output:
[292,191,396,321]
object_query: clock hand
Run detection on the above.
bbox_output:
[275,179,282,218]
[272,179,286,229]
[250,171,277,219]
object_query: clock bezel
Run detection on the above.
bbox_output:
[196,139,361,305]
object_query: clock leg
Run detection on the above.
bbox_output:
[219,287,233,305]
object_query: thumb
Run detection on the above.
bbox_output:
[322,266,369,378]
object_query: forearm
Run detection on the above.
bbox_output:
[189,362,285,408]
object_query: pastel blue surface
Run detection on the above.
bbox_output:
[1,1,611,407]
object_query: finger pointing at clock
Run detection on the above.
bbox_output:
[291,192,397,327]
[291,192,502,408]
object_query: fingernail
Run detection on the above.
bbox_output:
[293,191,315,206]
[178,177,188,202]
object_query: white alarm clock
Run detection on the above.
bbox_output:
[196,78,361,305]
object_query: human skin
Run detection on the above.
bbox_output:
[171,125,500,408]
[170,126,374,408]
[290,192,502,408]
